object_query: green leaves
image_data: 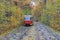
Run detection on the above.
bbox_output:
[23,9,31,15]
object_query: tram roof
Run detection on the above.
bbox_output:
[24,15,32,17]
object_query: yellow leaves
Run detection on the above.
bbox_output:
[17,8,22,17]
[50,16,60,31]
[14,0,19,2]
[31,4,42,15]
[23,0,31,5]
[0,24,11,35]
[50,20,55,27]
[9,16,20,27]
[0,0,24,36]
[10,6,17,13]
[0,3,5,12]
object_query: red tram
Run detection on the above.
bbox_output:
[24,15,33,26]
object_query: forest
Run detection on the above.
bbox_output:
[0,0,60,35]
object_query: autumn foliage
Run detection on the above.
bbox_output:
[32,0,60,31]
[0,0,23,35]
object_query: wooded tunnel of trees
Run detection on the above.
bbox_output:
[0,0,60,35]
[32,0,60,31]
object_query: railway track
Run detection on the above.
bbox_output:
[0,22,60,40]
[36,22,60,40]
[0,26,31,40]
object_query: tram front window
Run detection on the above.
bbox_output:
[25,17,30,20]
